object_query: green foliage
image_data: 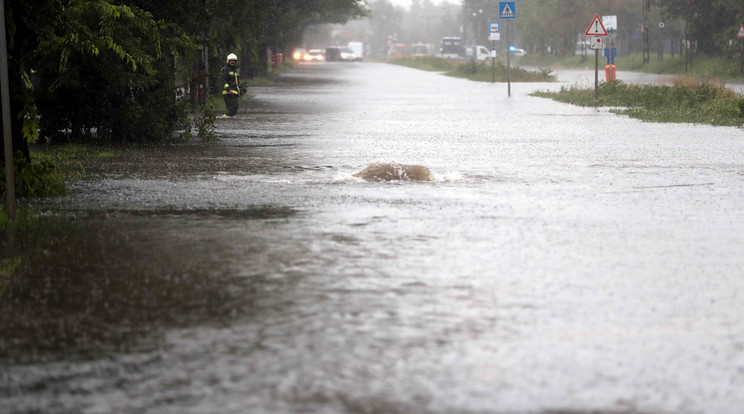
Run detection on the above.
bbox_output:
[196,102,217,142]
[388,57,556,83]
[1,153,67,199]
[29,0,194,144]
[502,0,741,58]
[519,52,744,81]
[457,60,480,76]
[447,61,556,83]
[5,0,369,149]
[614,53,743,80]
[657,0,743,56]
[532,79,744,127]
[389,57,456,72]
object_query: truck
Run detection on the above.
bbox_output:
[440,36,464,59]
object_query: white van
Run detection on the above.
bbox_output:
[347,42,364,61]
[466,45,493,61]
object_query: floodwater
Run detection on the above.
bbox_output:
[3,62,744,414]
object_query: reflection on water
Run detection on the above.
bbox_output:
[3,63,744,414]
[0,210,296,363]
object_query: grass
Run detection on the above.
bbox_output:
[0,143,113,201]
[532,78,744,127]
[389,56,456,72]
[520,52,744,81]
[31,142,123,169]
[388,56,556,82]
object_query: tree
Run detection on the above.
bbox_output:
[369,0,403,59]
[657,0,743,56]
[31,1,182,143]
[519,0,593,56]
[1,0,368,157]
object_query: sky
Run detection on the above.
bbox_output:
[386,0,462,10]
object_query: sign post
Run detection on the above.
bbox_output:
[585,14,609,105]
[738,24,744,74]
[489,22,500,83]
[499,2,516,97]
[0,0,16,219]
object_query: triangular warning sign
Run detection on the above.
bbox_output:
[501,4,515,18]
[585,14,608,36]
[738,24,744,38]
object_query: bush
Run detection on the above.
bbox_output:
[388,56,456,72]
[1,154,67,199]
[532,78,744,127]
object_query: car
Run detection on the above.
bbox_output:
[304,49,325,62]
[292,48,307,61]
[325,46,359,62]
[509,47,527,56]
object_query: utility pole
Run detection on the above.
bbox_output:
[1,0,17,219]
[685,0,694,72]
[642,0,650,64]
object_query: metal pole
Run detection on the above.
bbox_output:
[642,0,650,64]
[685,0,693,72]
[1,0,16,219]
[203,44,210,99]
[506,21,511,97]
[491,40,495,83]
[594,49,599,105]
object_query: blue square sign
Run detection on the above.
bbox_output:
[499,2,516,19]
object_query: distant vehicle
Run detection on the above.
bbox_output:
[408,43,435,57]
[325,46,358,62]
[440,36,464,58]
[387,43,434,59]
[304,49,325,62]
[509,47,527,56]
[347,42,364,61]
[388,43,411,60]
[466,45,493,62]
[292,48,307,61]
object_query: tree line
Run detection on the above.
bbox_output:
[2,0,368,163]
[458,0,743,58]
[363,1,742,62]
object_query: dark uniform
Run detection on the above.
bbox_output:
[222,57,240,116]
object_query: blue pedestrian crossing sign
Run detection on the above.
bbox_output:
[499,2,516,19]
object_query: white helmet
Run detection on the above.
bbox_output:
[226,53,238,62]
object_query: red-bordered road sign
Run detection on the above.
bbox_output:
[586,14,608,36]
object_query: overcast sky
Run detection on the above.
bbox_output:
[386,0,463,10]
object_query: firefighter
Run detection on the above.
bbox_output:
[221,53,243,117]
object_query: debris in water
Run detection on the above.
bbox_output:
[353,162,435,182]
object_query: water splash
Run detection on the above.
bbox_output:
[353,162,435,182]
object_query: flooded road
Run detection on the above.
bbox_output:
[4,62,744,414]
